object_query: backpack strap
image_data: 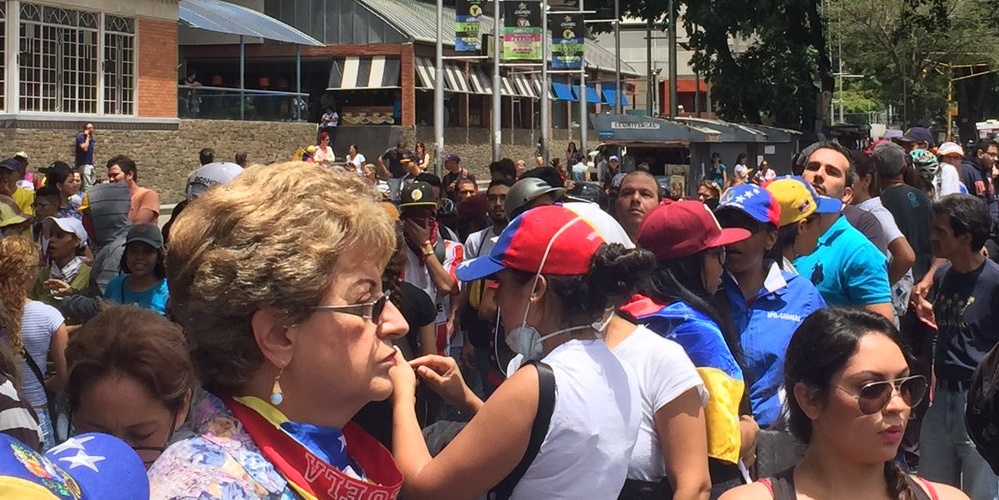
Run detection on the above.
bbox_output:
[492,361,556,499]
[759,468,796,500]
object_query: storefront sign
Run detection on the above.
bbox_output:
[455,0,483,52]
[551,14,583,69]
[502,2,542,61]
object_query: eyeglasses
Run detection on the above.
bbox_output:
[707,247,726,265]
[837,375,927,415]
[309,291,391,323]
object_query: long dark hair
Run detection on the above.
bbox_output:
[785,308,917,500]
[642,252,741,366]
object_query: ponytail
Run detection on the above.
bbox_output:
[883,460,916,500]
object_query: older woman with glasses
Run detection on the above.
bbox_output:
[148,162,408,499]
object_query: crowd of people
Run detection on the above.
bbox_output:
[0,124,998,500]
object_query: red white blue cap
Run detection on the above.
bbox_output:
[457,203,633,281]
[716,184,782,227]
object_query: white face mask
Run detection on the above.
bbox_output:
[502,215,615,362]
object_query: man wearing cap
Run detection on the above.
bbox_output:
[0,202,31,237]
[915,194,999,499]
[714,185,827,429]
[441,154,475,201]
[614,171,661,243]
[598,155,622,191]
[74,123,97,191]
[767,176,894,320]
[378,142,412,201]
[399,181,464,360]
[960,139,999,228]
[898,126,935,153]
[505,177,566,219]
[934,142,966,198]
[162,162,244,243]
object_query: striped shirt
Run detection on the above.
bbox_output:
[0,376,42,451]
[16,301,63,408]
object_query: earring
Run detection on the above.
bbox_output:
[270,364,285,406]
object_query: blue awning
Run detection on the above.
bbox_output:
[179,0,324,46]
[602,89,630,107]
[575,85,602,104]
[552,82,577,102]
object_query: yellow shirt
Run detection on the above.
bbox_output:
[13,187,34,238]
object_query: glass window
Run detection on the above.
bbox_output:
[19,4,134,115]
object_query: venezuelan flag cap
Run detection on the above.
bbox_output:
[457,202,633,281]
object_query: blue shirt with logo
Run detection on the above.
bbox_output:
[794,215,891,307]
[719,263,826,427]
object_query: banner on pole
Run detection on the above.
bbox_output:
[502,2,542,61]
[455,0,483,52]
[551,14,583,69]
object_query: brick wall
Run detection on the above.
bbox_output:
[138,18,179,118]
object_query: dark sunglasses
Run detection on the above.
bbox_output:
[838,375,927,415]
[310,291,391,324]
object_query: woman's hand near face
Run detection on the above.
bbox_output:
[410,355,482,415]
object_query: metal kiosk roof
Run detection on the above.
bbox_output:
[590,114,722,146]
[179,0,323,46]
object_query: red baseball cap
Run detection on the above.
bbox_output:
[637,200,752,260]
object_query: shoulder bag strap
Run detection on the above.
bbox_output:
[21,349,45,390]
[492,360,556,499]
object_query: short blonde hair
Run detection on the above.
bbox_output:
[166,162,396,393]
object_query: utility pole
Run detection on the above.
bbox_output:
[646,18,653,116]
[492,0,501,161]
[667,0,676,118]
[435,0,445,177]
[613,0,621,114]
[578,0,587,152]
[541,0,550,164]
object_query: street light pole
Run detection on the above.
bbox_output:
[646,18,653,116]
[614,0,621,114]
[435,0,445,177]
[578,0,587,152]
[667,0,677,118]
[492,0,501,161]
[541,0,550,163]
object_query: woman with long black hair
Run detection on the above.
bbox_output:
[721,308,965,500]
[621,199,754,496]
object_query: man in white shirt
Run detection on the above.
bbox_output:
[319,105,339,147]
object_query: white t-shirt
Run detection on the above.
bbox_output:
[611,326,707,481]
[464,225,500,260]
[349,153,366,175]
[510,339,641,499]
[734,163,749,179]
[938,163,962,199]
[404,240,464,353]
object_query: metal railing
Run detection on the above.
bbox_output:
[178,85,309,122]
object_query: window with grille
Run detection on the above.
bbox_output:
[18,4,134,115]
[104,15,134,115]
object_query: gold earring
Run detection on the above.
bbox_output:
[270,364,285,406]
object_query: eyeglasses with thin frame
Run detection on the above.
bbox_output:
[309,291,391,323]
[836,375,927,415]
[707,247,726,266]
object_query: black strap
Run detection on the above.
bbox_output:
[763,468,796,500]
[21,349,46,393]
[493,360,556,499]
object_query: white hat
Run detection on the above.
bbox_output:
[42,217,87,248]
[186,162,244,201]
[938,142,965,158]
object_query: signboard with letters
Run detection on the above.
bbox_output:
[502,2,542,61]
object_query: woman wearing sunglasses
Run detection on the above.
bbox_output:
[721,308,966,500]
[148,163,409,499]
[620,200,754,495]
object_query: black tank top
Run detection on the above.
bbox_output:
[761,468,936,500]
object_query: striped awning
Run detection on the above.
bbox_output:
[327,56,400,90]
[415,57,434,90]
[468,67,492,95]
[532,75,558,100]
[499,76,516,97]
[443,64,471,93]
[511,74,537,98]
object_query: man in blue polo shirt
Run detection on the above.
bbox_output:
[715,184,827,427]
[770,166,894,320]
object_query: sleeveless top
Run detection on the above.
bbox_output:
[509,339,641,500]
[760,468,937,500]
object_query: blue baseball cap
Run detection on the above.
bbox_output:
[716,184,782,227]
[0,433,148,498]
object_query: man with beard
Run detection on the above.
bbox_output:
[960,139,998,229]
[614,171,661,243]
[795,145,894,320]
[457,179,513,398]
